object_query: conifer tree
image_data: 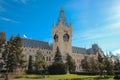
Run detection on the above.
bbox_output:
[103,56,114,75]
[0,32,6,71]
[54,47,63,63]
[66,54,76,73]
[81,56,90,72]
[89,56,99,73]
[34,50,47,74]
[48,47,67,74]
[0,32,6,52]
[28,55,33,73]
[114,58,120,71]
[4,35,24,72]
[5,36,17,72]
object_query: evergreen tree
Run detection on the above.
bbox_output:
[103,56,114,76]
[27,55,33,74]
[0,32,5,52]
[54,47,63,63]
[114,58,120,79]
[66,54,76,73]
[98,62,104,76]
[0,32,6,71]
[114,58,120,71]
[6,37,17,72]
[48,47,67,74]
[3,35,24,72]
[34,50,47,74]
[81,56,90,72]
[15,35,25,69]
[48,62,67,74]
[89,56,99,73]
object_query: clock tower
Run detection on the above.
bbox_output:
[52,8,72,60]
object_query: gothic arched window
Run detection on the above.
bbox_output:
[54,34,58,42]
[63,33,69,42]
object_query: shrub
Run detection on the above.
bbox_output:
[48,62,67,74]
[114,71,120,79]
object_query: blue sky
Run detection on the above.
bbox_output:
[0,0,120,55]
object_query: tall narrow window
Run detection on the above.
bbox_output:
[54,34,58,42]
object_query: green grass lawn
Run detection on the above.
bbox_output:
[13,74,114,80]
[0,78,4,80]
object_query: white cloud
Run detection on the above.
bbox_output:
[23,34,28,38]
[113,49,120,56]
[103,15,120,22]
[106,22,120,30]
[0,17,19,23]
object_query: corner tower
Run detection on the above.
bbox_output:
[52,8,72,57]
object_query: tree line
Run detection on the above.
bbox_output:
[81,52,120,78]
[0,34,120,77]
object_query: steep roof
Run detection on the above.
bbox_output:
[72,46,87,54]
[57,7,68,27]
[21,38,52,50]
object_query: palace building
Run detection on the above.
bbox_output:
[21,8,104,72]
[0,8,104,72]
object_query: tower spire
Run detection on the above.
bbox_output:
[57,7,68,27]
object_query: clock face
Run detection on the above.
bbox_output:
[54,34,58,42]
[63,33,69,42]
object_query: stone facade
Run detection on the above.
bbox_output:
[52,23,72,62]
[22,38,53,67]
